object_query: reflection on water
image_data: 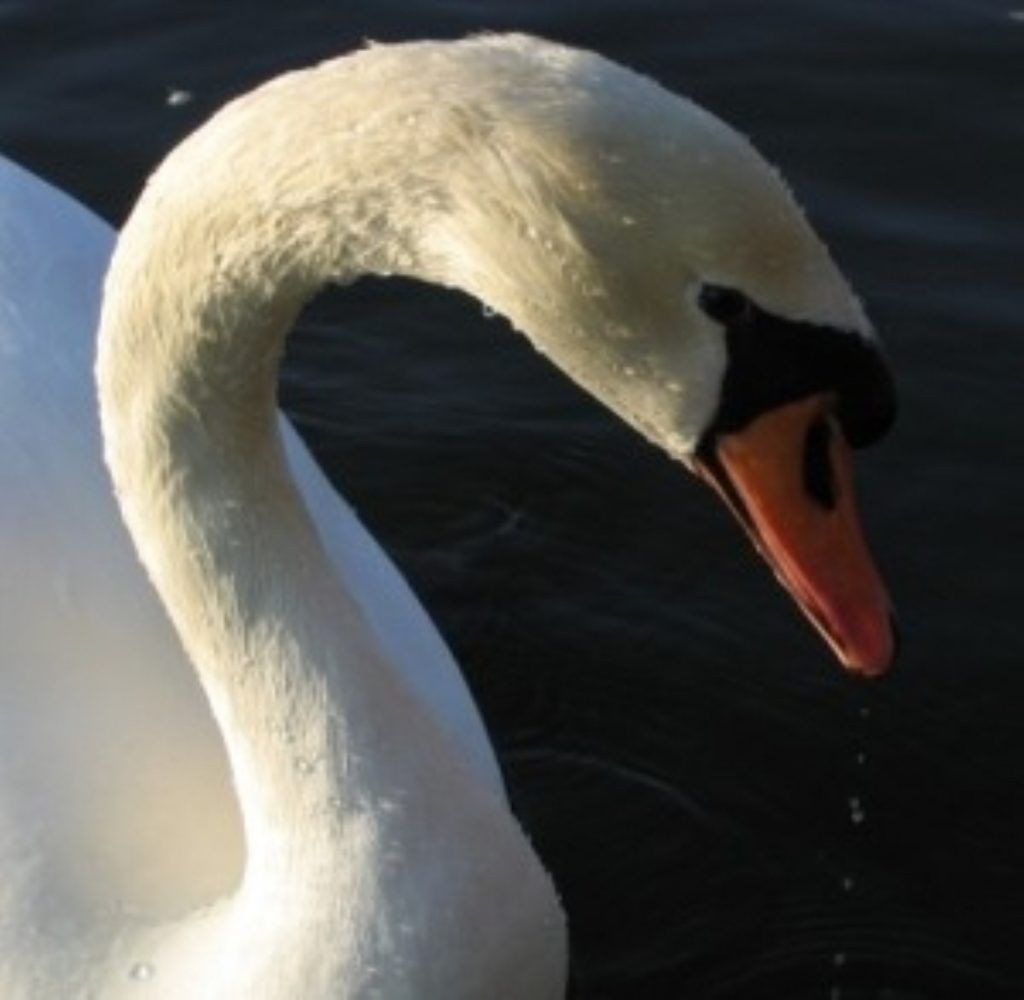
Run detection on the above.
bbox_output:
[2,1,1022,996]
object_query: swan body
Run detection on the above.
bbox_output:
[0,34,896,998]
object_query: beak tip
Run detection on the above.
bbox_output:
[840,609,900,679]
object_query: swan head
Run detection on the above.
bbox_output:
[425,36,897,674]
[130,35,895,674]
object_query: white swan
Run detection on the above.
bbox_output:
[0,34,896,999]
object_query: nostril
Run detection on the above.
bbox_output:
[697,284,754,326]
[803,416,837,510]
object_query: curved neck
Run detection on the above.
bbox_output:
[95,55,570,986]
[95,61,495,899]
[94,53,589,991]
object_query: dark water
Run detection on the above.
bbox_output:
[3,2,1022,996]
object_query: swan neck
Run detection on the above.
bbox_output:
[94,69,472,889]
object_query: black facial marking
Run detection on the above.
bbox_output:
[803,417,837,510]
[697,283,897,453]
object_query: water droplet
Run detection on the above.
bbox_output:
[481,304,496,319]
[623,365,637,378]
[295,756,314,775]
[665,379,683,395]
[848,783,868,822]
[833,951,848,968]
[166,88,192,108]
[841,875,856,892]
[829,987,843,1000]
[129,961,155,981]
[855,751,867,766]
[621,214,637,227]
[858,706,871,719]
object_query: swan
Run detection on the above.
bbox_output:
[0,34,897,999]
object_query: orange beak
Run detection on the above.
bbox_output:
[695,394,896,677]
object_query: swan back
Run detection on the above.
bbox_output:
[1,157,245,923]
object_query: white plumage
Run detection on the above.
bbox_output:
[1,34,884,998]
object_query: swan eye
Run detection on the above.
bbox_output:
[698,284,754,326]
[803,416,837,510]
